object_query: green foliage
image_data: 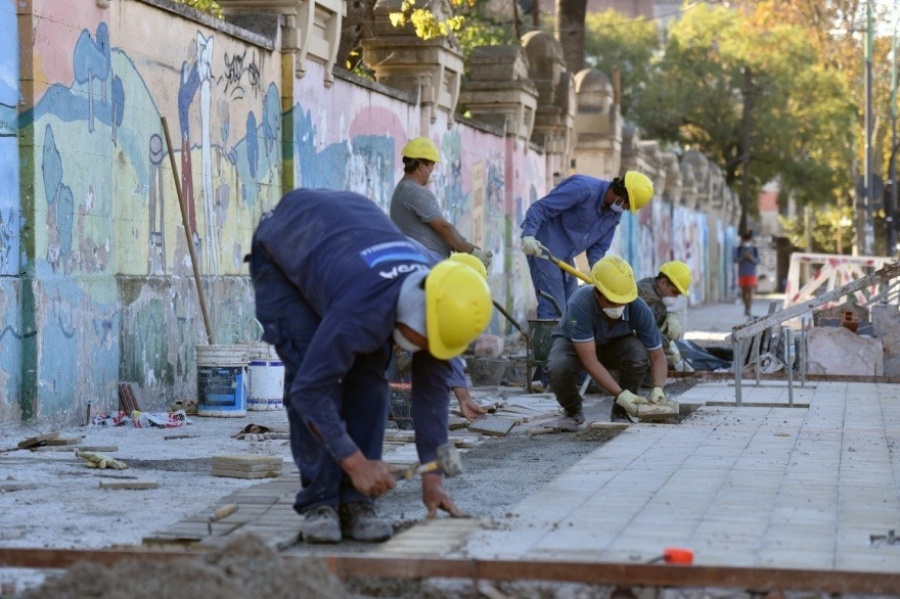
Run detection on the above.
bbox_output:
[631,3,856,210]
[779,205,855,255]
[390,0,472,40]
[583,9,660,120]
[175,0,224,19]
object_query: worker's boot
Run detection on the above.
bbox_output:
[339,502,393,542]
[554,408,585,432]
[300,505,341,544]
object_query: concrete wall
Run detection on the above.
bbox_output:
[1,0,736,425]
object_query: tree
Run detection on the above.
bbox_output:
[632,3,856,224]
[554,0,586,72]
[175,0,223,19]
[583,9,659,121]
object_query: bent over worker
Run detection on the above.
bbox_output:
[636,260,692,370]
[248,189,492,544]
[546,255,671,430]
[519,171,654,319]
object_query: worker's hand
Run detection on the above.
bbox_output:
[615,389,648,417]
[458,397,487,421]
[422,473,466,518]
[471,247,493,270]
[649,387,667,405]
[665,341,682,367]
[340,451,397,498]
[521,236,542,257]
[662,312,681,341]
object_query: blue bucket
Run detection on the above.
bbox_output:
[196,345,248,417]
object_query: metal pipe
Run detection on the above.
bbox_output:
[784,328,795,407]
[752,332,761,387]
[734,336,743,406]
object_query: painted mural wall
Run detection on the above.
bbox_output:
[3,0,724,425]
[15,0,281,421]
[0,0,21,421]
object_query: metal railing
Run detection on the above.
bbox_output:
[730,261,900,405]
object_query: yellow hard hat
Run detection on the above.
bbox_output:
[623,171,653,214]
[401,137,441,163]
[425,260,492,359]
[659,260,691,295]
[591,255,638,304]
[447,252,488,280]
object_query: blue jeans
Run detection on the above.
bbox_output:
[527,255,577,318]
[547,334,649,416]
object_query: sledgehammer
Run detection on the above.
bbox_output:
[394,443,462,480]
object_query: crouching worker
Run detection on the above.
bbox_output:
[546,256,675,429]
[248,189,492,544]
[636,261,693,372]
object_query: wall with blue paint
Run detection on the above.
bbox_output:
[0,0,22,421]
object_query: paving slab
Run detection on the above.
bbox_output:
[455,380,900,573]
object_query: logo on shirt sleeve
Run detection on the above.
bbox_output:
[360,241,430,278]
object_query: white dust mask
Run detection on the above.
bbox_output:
[609,200,625,214]
[603,306,625,319]
[393,328,421,353]
[661,297,677,307]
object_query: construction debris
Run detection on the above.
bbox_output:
[211,455,283,479]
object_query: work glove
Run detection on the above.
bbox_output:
[662,312,682,341]
[77,451,128,470]
[665,341,682,368]
[471,247,493,270]
[521,236,543,257]
[649,387,667,405]
[615,389,648,417]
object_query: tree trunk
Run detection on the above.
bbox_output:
[337,0,377,72]
[554,0,586,73]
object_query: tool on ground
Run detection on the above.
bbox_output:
[394,443,462,479]
[537,245,594,286]
[647,547,694,565]
[207,503,239,535]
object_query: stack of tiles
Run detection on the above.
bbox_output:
[211,455,283,479]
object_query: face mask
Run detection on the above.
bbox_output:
[603,306,625,319]
[662,297,677,307]
[393,328,421,353]
[609,199,625,214]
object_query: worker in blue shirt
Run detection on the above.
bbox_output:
[247,189,492,544]
[520,171,655,320]
[546,255,674,430]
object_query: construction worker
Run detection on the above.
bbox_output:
[520,170,654,389]
[390,137,492,270]
[546,255,671,430]
[636,261,693,371]
[391,243,489,421]
[248,189,492,544]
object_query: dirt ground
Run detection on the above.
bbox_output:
[6,382,705,599]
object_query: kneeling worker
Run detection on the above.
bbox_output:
[636,261,692,371]
[546,255,675,430]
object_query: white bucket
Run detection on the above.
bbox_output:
[244,342,285,411]
[196,345,248,417]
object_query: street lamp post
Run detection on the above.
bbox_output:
[863,0,875,255]
[890,2,899,256]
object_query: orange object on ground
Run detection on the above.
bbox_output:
[662,547,694,565]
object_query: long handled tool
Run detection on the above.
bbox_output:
[536,245,593,286]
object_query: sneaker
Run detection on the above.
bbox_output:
[555,409,585,432]
[301,505,341,544]
[339,502,393,542]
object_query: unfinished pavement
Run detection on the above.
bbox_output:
[3,295,900,594]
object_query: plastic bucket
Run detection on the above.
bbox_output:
[245,342,285,411]
[196,345,248,417]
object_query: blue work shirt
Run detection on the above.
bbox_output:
[252,189,452,464]
[552,285,663,351]
[520,175,622,265]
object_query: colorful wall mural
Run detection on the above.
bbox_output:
[2,0,728,425]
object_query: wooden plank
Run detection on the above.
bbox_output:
[17,430,60,449]
[45,436,85,446]
[99,480,159,490]
[467,415,516,437]
[31,445,119,453]
[210,468,282,479]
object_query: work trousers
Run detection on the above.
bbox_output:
[526,255,578,319]
[250,248,389,515]
[547,334,649,415]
